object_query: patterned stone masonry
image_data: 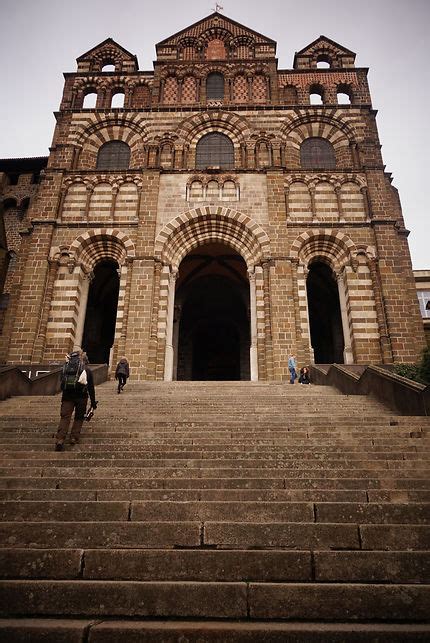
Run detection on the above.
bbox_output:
[0,12,426,377]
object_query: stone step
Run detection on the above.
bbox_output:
[0,475,426,490]
[0,580,429,620]
[2,521,429,550]
[10,499,427,525]
[1,619,430,643]
[1,548,429,583]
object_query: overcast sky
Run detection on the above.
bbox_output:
[1,0,428,268]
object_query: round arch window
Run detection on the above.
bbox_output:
[196,133,234,169]
[300,137,336,170]
[96,141,131,170]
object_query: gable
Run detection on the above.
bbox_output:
[156,12,276,61]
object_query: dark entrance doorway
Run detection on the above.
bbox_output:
[175,243,250,380]
[81,260,120,364]
[306,261,344,363]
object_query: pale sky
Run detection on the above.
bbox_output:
[1,0,428,268]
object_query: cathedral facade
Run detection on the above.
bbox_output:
[0,13,425,380]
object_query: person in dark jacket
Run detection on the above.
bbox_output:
[115,357,130,394]
[298,366,311,385]
[54,350,97,451]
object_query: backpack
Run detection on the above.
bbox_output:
[61,352,86,391]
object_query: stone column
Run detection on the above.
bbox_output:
[262,260,274,380]
[309,186,316,220]
[147,260,162,379]
[116,258,133,363]
[335,187,343,222]
[74,269,92,350]
[336,268,354,364]
[31,258,59,362]
[164,268,177,382]
[368,256,394,363]
[248,268,259,381]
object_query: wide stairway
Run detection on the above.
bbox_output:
[0,381,429,641]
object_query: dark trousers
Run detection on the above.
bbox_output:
[117,374,127,392]
[56,396,87,444]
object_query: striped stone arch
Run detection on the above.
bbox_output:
[69,229,135,271]
[176,111,252,146]
[71,113,148,148]
[281,109,360,146]
[290,229,357,272]
[154,207,271,270]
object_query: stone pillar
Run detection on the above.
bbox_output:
[31,258,59,362]
[335,187,343,222]
[164,268,177,382]
[115,258,133,364]
[147,260,162,379]
[262,260,274,380]
[74,269,92,350]
[368,256,394,363]
[336,268,354,364]
[248,268,258,381]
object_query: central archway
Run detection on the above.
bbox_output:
[306,261,344,363]
[174,243,250,380]
[81,259,120,364]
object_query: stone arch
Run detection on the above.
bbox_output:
[290,229,356,272]
[69,228,135,272]
[73,115,147,170]
[72,114,147,148]
[177,110,252,147]
[282,110,357,143]
[154,207,271,270]
[282,111,358,169]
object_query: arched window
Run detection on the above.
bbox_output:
[309,84,324,105]
[206,73,224,100]
[300,138,336,170]
[316,55,331,69]
[102,64,115,72]
[83,91,97,108]
[111,91,125,108]
[196,133,234,169]
[337,84,352,105]
[96,141,131,170]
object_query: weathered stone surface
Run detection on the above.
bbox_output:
[204,522,359,549]
[87,621,430,642]
[130,500,314,522]
[314,551,430,583]
[0,549,83,579]
[360,525,430,550]
[0,581,248,618]
[83,549,312,581]
[0,522,200,548]
[0,501,129,522]
[0,619,94,643]
[249,583,430,620]
[316,502,430,524]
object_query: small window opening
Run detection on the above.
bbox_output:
[83,92,97,108]
[316,55,331,69]
[111,91,125,108]
[102,64,116,72]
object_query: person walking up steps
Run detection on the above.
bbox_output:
[54,349,97,451]
[288,354,297,384]
[115,356,130,394]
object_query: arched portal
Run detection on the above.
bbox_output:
[306,261,344,363]
[175,243,250,380]
[81,260,120,363]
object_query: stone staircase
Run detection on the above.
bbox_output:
[0,381,429,641]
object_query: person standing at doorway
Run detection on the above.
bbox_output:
[288,354,297,384]
[55,350,97,451]
[115,357,130,394]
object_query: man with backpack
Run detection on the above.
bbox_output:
[54,349,97,451]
